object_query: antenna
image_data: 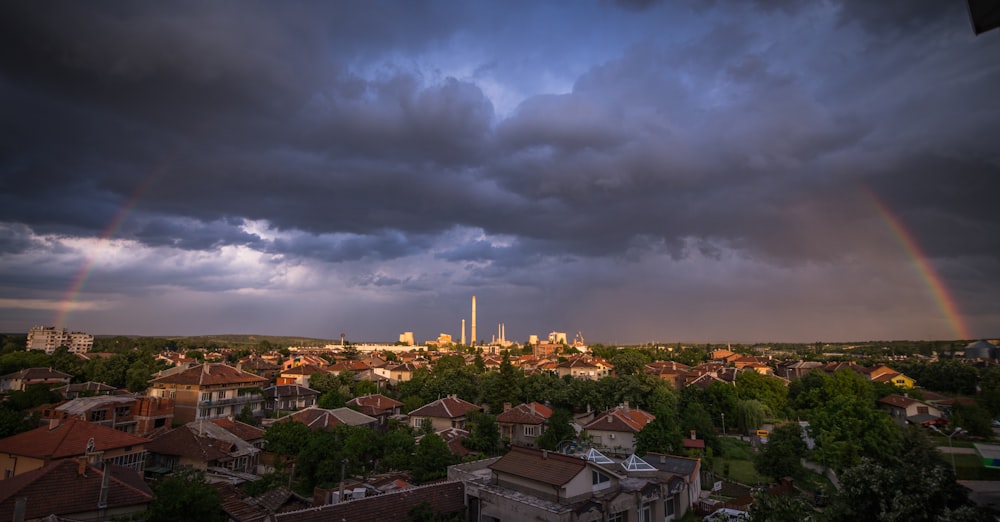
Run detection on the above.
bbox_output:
[86,437,96,454]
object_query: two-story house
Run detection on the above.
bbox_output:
[0,419,149,479]
[147,363,268,424]
[145,420,261,481]
[0,367,73,392]
[496,402,552,447]
[582,403,655,456]
[408,395,481,431]
[263,384,320,413]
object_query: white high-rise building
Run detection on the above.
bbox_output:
[27,326,94,354]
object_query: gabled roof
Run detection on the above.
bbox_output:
[327,360,371,373]
[149,363,268,387]
[276,406,377,431]
[211,418,265,442]
[52,381,117,395]
[408,395,480,419]
[878,394,922,409]
[347,394,404,416]
[490,445,588,486]
[146,421,257,461]
[280,364,326,376]
[1,367,73,381]
[496,402,552,425]
[54,395,137,416]
[0,418,149,459]
[0,460,152,521]
[582,405,654,433]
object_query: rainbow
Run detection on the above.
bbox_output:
[53,175,156,329]
[865,189,971,340]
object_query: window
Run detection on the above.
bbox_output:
[592,470,611,490]
[201,392,211,401]
[90,410,107,422]
[665,495,675,518]
[609,511,626,522]
[639,503,652,522]
[524,425,537,436]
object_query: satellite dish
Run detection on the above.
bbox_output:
[86,437,95,454]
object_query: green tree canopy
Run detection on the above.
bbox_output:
[535,407,577,451]
[754,423,807,480]
[147,468,224,522]
[412,433,457,483]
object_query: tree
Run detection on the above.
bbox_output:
[754,423,807,480]
[412,433,456,483]
[307,372,341,395]
[463,411,500,455]
[609,350,650,377]
[536,408,577,451]
[235,403,257,426]
[807,395,900,472]
[950,401,994,438]
[147,468,224,522]
[264,419,313,456]
[746,490,816,521]
[381,427,416,471]
[735,371,787,417]
[635,405,683,455]
[731,399,767,436]
[826,428,987,521]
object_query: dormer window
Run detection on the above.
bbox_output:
[592,470,611,490]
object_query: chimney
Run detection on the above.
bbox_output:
[529,403,535,415]
[690,430,697,440]
[660,455,667,464]
[607,415,613,423]
[623,401,629,412]
[542,449,548,459]
[77,457,88,477]
[503,402,512,412]
[49,418,60,430]
[471,295,477,347]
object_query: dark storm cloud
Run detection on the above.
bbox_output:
[2,1,998,340]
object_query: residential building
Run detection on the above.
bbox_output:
[582,403,655,456]
[496,402,553,448]
[858,365,916,389]
[145,420,261,481]
[0,418,149,478]
[263,384,320,413]
[276,364,326,387]
[146,363,268,424]
[376,362,420,385]
[273,481,466,522]
[238,356,281,381]
[346,394,404,428]
[0,459,153,521]
[42,395,174,436]
[408,395,481,431]
[26,325,94,354]
[211,418,266,449]
[877,394,944,427]
[0,367,73,392]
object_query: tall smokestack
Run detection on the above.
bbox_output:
[471,295,477,347]
[461,319,466,346]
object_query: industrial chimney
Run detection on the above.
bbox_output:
[471,295,477,347]
[461,319,466,346]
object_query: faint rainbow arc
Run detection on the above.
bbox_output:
[865,189,971,340]
[53,175,157,329]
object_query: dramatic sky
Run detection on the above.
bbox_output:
[1,1,998,344]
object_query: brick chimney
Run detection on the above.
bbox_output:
[503,402,512,412]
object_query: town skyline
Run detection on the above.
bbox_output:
[2,2,999,343]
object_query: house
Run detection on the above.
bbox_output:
[0,418,149,479]
[877,394,944,427]
[376,362,420,385]
[432,427,472,458]
[582,403,655,456]
[346,394,404,428]
[0,367,73,392]
[211,418,266,449]
[145,420,261,481]
[276,364,327,388]
[214,482,311,522]
[146,363,268,424]
[326,359,371,376]
[238,356,281,381]
[470,446,665,521]
[645,361,691,388]
[774,360,823,380]
[263,384,320,413]
[496,402,553,447]
[639,452,703,520]
[280,354,328,371]
[273,406,378,431]
[51,381,117,399]
[0,459,153,521]
[555,356,612,380]
[858,365,916,389]
[408,395,481,431]
[41,395,174,436]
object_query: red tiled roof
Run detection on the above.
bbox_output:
[280,364,326,376]
[878,394,920,408]
[489,445,587,486]
[145,425,233,462]
[408,396,480,419]
[583,405,655,433]
[347,394,404,415]
[496,402,552,425]
[211,418,265,442]
[0,460,152,520]
[0,419,149,459]
[149,363,268,387]
[277,407,377,431]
